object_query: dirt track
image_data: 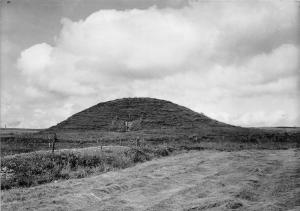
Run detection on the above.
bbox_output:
[2,149,299,210]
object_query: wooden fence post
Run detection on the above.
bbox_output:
[136,137,140,147]
[52,133,57,154]
[99,139,103,150]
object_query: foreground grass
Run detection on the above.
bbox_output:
[2,139,298,190]
[2,149,299,211]
[1,145,173,190]
[1,130,299,190]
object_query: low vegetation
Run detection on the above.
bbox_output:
[1,125,299,190]
[1,145,173,190]
[2,126,299,156]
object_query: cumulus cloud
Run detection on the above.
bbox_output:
[8,0,300,128]
[18,43,53,76]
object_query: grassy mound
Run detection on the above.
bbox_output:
[48,97,233,132]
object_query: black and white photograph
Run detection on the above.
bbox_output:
[0,0,299,210]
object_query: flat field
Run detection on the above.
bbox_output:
[2,127,299,156]
[2,149,299,211]
[0,128,42,137]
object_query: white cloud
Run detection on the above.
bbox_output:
[18,43,53,76]
[6,0,299,128]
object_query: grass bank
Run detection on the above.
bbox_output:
[1,145,173,190]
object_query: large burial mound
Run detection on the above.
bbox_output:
[48,98,234,132]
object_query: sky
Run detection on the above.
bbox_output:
[0,0,299,128]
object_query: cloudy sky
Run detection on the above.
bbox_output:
[1,0,299,128]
